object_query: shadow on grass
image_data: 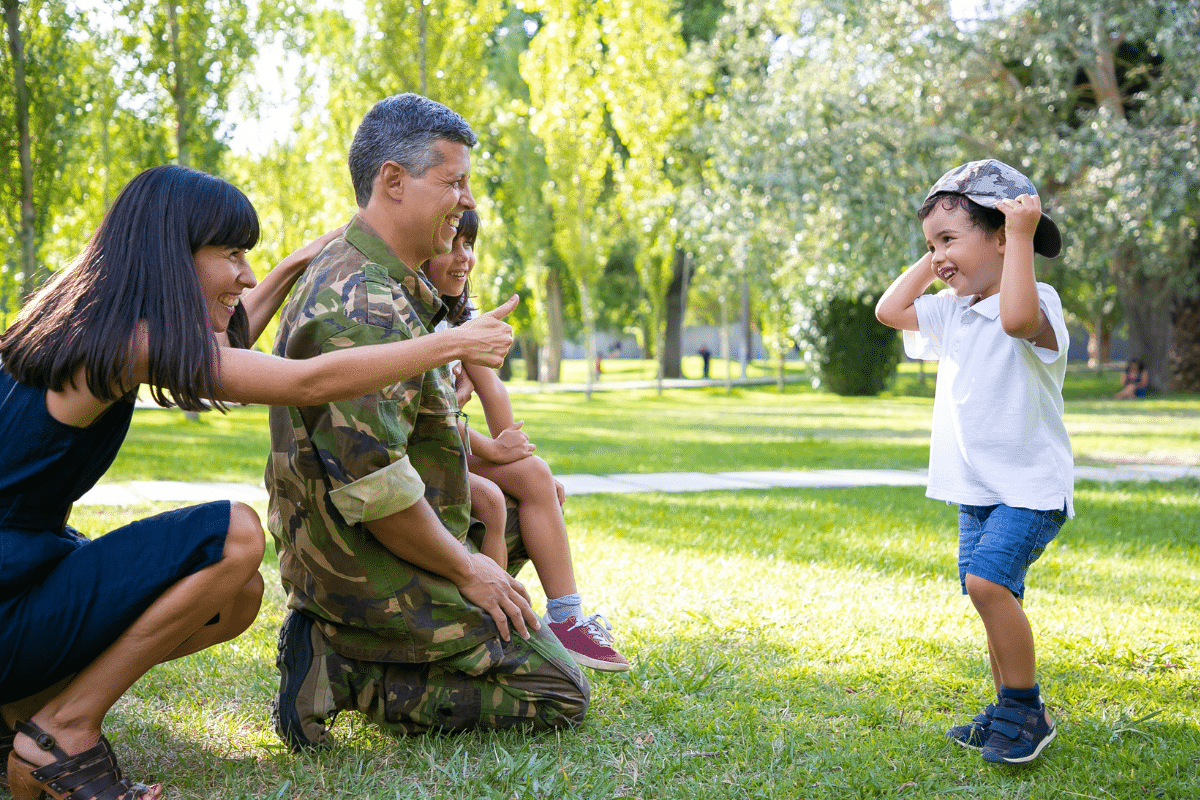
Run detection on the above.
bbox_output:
[69,480,1200,798]
[568,483,1200,608]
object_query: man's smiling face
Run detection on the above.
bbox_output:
[394,138,475,269]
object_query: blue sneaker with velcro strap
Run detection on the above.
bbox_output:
[980,697,1057,764]
[947,702,997,751]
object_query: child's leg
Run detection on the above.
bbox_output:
[959,503,1062,690]
[957,504,1065,762]
[967,576,1035,690]
[469,455,629,672]
[469,472,509,570]
[468,454,578,602]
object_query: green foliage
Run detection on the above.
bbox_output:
[120,0,257,170]
[3,0,1198,393]
[954,0,1200,385]
[809,295,902,396]
[0,0,108,305]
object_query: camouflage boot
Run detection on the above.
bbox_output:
[270,609,343,752]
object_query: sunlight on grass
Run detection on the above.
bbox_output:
[69,477,1200,799]
[106,383,1199,485]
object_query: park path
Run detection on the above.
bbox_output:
[76,463,1199,506]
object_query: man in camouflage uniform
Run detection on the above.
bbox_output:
[265,93,589,750]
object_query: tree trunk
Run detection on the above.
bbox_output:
[662,248,688,378]
[5,0,41,296]
[543,267,564,384]
[1168,237,1200,392]
[720,291,732,393]
[1113,246,1172,391]
[517,333,537,383]
[417,2,427,95]
[167,0,188,166]
[1086,312,1112,371]
[740,273,751,378]
[1169,295,1200,392]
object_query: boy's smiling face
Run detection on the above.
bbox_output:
[922,199,1006,301]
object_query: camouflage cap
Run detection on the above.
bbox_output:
[925,159,1062,258]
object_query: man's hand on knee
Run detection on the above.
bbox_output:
[457,552,539,642]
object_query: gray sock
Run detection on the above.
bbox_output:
[545,593,583,624]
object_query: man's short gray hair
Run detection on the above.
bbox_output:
[348,94,477,208]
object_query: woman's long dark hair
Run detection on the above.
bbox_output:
[0,165,260,411]
[440,208,478,326]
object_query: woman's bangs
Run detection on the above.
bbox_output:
[193,181,261,251]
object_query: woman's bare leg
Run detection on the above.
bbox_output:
[10,502,264,773]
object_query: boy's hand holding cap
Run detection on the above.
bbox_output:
[926,159,1062,258]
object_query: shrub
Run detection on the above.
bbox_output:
[813,295,902,396]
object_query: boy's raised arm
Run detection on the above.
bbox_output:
[997,195,1056,349]
[876,252,936,332]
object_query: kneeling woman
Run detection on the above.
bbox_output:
[0,165,516,800]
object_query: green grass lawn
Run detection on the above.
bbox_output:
[68,365,1199,799]
[72,479,1199,799]
[110,364,1199,483]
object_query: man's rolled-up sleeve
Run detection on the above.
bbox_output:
[330,454,424,525]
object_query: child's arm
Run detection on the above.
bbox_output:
[875,252,936,332]
[996,195,1056,350]
[465,362,514,437]
[466,423,535,465]
[463,361,535,465]
[240,225,347,345]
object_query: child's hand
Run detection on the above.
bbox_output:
[996,194,1041,246]
[489,422,536,464]
[453,365,474,408]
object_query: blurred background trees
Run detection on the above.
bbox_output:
[2,0,1197,392]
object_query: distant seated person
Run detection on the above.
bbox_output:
[1114,358,1149,399]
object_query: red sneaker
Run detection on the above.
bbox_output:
[544,614,631,672]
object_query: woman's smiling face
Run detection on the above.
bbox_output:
[193,245,256,333]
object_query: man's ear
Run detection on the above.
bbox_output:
[376,161,407,202]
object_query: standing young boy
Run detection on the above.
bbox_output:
[875,159,1073,765]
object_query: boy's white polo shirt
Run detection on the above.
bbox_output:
[904,285,1074,518]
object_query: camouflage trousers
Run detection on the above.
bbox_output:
[282,500,588,744]
[327,625,590,736]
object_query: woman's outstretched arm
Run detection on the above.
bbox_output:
[211,296,519,407]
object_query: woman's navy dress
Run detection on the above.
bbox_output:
[0,368,230,704]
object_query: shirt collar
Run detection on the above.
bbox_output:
[963,292,1001,320]
[344,215,445,322]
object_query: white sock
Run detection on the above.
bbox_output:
[545,592,583,624]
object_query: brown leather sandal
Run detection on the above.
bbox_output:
[8,720,162,800]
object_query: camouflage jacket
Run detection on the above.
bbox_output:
[266,216,490,663]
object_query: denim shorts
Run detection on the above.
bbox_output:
[957,503,1066,599]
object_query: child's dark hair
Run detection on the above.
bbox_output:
[441,208,479,326]
[0,165,260,411]
[918,192,1006,236]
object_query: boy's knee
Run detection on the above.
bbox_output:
[965,573,1015,603]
